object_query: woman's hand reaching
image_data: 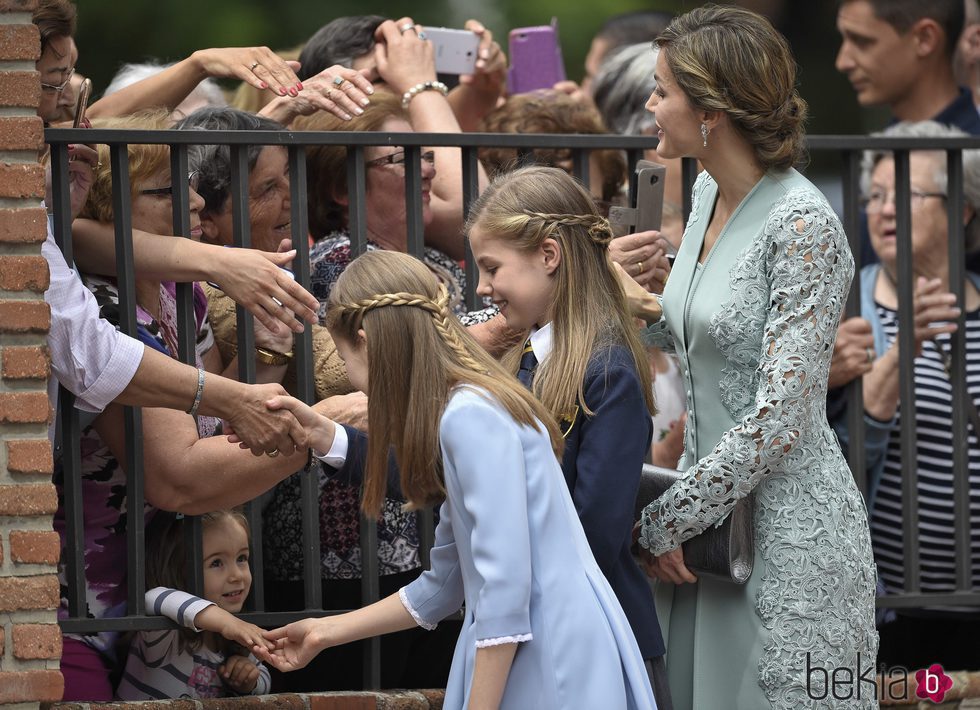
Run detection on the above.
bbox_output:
[254,618,334,672]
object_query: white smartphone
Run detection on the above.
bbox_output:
[425,27,481,75]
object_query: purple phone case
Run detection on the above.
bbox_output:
[508,26,566,94]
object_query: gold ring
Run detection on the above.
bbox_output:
[249,61,260,72]
[265,448,280,458]
[326,88,334,100]
[332,75,345,87]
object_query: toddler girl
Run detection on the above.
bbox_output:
[116,510,271,699]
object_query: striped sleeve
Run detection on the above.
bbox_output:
[145,587,215,631]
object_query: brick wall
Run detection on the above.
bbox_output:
[0,0,64,707]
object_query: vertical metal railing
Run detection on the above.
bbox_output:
[45,129,980,681]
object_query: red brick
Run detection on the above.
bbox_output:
[309,697,379,710]
[0,670,63,703]
[0,482,57,515]
[2,344,50,380]
[0,0,39,11]
[0,207,46,243]
[200,696,305,710]
[0,391,50,424]
[0,254,49,292]
[0,116,43,151]
[10,529,60,564]
[12,623,61,660]
[0,70,40,108]
[0,575,59,612]
[0,299,51,333]
[0,24,39,62]
[0,161,44,198]
[6,438,52,476]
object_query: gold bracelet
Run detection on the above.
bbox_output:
[255,346,293,366]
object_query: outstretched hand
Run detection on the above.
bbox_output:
[191,46,302,96]
[212,247,318,334]
[260,64,375,125]
[254,618,331,672]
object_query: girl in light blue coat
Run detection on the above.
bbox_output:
[254,249,655,710]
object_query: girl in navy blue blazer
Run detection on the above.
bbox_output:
[466,166,671,706]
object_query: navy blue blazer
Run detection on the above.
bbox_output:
[551,344,665,660]
[325,344,665,659]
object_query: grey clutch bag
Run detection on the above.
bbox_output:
[634,464,754,584]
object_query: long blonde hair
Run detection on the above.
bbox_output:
[326,250,563,517]
[466,166,655,423]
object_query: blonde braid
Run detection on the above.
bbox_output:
[334,284,489,374]
[524,211,613,247]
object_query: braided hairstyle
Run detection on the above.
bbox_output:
[656,5,808,171]
[465,166,655,426]
[326,250,563,517]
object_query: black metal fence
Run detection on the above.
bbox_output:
[44,128,980,688]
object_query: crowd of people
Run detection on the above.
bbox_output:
[33,0,980,707]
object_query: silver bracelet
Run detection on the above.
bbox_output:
[401,80,449,109]
[187,367,205,417]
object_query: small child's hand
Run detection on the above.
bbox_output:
[195,606,275,652]
[220,653,261,694]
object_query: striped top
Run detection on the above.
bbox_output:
[115,588,270,700]
[869,303,980,603]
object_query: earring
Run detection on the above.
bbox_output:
[701,123,710,148]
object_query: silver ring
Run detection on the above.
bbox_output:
[417,31,427,40]
[866,347,875,363]
[400,22,417,34]
[332,75,344,87]
[249,61,260,72]
[265,448,280,458]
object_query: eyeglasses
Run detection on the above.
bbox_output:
[40,67,75,94]
[138,171,201,197]
[862,188,946,214]
[365,150,436,169]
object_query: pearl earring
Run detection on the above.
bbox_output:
[701,123,710,148]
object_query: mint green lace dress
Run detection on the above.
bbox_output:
[638,169,878,709]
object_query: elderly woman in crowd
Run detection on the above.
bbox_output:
[296,91,502,336]
[174,107,353,404]
[55,112,309,701]
[831,120,980,673]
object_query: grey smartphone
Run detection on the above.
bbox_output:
[631,160,666,234]
[72,77,92,128]
[425,27,481,75]
[608,159,667,238]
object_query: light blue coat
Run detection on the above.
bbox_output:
[402,386,656,709]
[638,170,879,709]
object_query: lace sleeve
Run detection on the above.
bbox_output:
[639,190,853,555]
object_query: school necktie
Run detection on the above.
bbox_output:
[517,338,538,388]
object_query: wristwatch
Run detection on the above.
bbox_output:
[255,346,293,366]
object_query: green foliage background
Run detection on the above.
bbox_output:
[75,0,877,137]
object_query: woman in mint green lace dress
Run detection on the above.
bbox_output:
[634,7,878,709]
